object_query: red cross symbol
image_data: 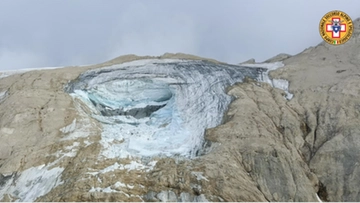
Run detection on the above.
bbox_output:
[326,18,346,38]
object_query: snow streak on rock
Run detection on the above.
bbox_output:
[0,93,94,201]
[0,90,8,103]
[60,119,77,134]
[66,59,266,159]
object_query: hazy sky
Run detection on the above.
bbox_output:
[0,0,360,70]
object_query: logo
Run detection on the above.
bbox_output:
[319,10,353,45]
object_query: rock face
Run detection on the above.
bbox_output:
[239,58,256,64]
[263,53,292,63]
[269,17,360,202]
[0,19,360,202]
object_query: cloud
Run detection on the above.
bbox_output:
[106,1,200,59]
[0,48,48,71]
[0,0,359,70]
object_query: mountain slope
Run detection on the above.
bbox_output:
[0,18,359,202]
[269,17,360,201]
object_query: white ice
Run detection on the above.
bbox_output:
[0,165,64,202]
[70,59,263,159]
[0,59,293,201]
[68,59,292,159]
[242,62,294,100]
[272,79,294,100]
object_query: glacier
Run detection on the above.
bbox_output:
[0,58,294,202]
[66,59,270,159]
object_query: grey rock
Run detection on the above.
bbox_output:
[269,17,360,202]
[144,191,159,202]
[0,90,7,104]
[179,192,194,202]
[239,58,256,64]
[262,53,292,63]
[156,190,178,202]
[194,194,209,202]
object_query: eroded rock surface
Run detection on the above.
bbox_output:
[269,17,360,202]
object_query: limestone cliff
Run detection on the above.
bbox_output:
[0,19,359,202]
[268,17,360,202]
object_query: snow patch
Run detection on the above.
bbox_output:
[0,127,14,135]
[0,90,8,103]
[89,186,130,197]
[316,193,323,202]
[87,160,157,175]
[50,140,81,159]
[64,142,80,150]
[0,165,64,202]
[114,182,134,189]
[89,186,117,193]
[99,162,122,173]
[114,182,127,188]
[83,140,92,146]
[191,172,209,182]
[123,160,157,171]
[61,150,77,158]
[60,100,93,141]
[60,119,77,134]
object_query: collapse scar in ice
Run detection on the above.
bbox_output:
[65,59,266,158]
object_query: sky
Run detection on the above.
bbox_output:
[0,0,360,70]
